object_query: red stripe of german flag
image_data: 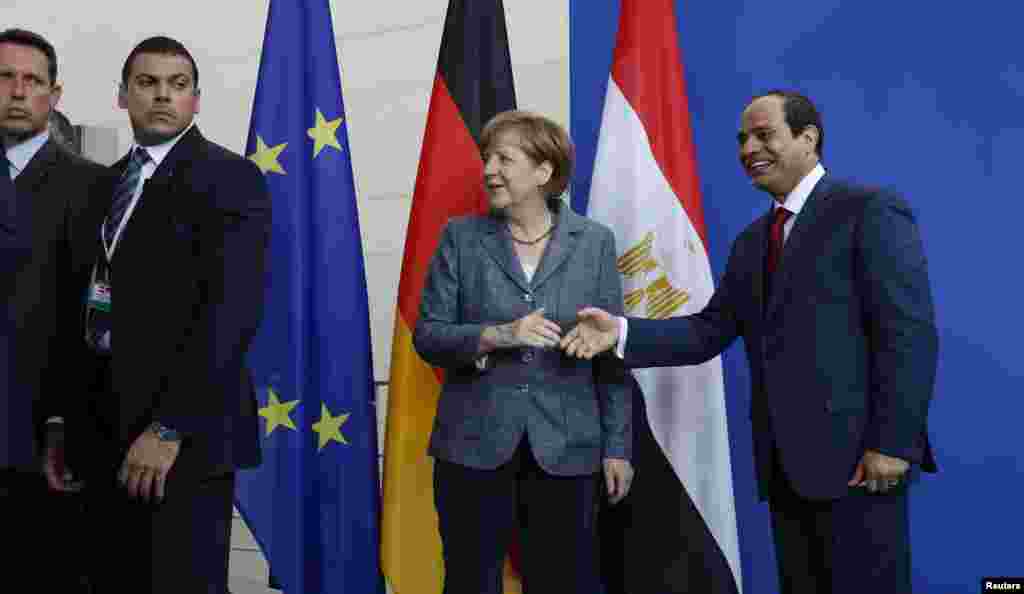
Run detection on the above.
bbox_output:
[382,2,518,593]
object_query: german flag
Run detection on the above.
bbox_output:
[381,2,517,593]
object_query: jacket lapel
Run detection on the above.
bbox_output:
[765,176,837,320]
[13,139,58,198]
[479,216,531,294]
[751,210,771,318]
[530,204,583,291]
[111,126,203,264]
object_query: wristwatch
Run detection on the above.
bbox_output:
[149,421,182,442]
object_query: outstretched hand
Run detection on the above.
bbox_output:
[560,307,620,359]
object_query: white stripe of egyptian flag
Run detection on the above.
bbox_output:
[588,0,743,591]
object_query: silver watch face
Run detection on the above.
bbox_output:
[152,423,181,441]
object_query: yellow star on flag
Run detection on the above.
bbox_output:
[248,135,288,175]
[258,387,300,436]
[311,403,350,450]
[306,108,343,158]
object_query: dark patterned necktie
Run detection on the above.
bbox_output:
[103,148,151,249]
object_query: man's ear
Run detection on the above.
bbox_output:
[116,83,128,109]
[49,83,63,110]
[802,124,820,154]
[192,87,201,114]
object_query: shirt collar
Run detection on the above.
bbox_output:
[130,123,194,170]
[5,129,50,178]
[774,162,826,216]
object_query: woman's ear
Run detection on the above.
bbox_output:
[535,160,554,187]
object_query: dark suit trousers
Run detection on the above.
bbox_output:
[768,452,911,594]
[81,471,235,594]
[433,439,601,594]
[78,356,235,594]
[0,469,89,591]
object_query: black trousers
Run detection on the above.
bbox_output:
[0,469,90,591]
[81,469,235,594]
[76,356,236,594]
[768,453,912,594]
[433,440,601,594]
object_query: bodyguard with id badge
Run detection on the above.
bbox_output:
[44,37,272,592]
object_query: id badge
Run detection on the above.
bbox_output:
[84,262,113,353]
[87,281,112,313]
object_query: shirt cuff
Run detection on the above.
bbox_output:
[615,316,628,359]
[46,417,64,424]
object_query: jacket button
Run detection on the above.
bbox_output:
[518,384,529,392]
[524,293,534,303]
[522,351,534,363]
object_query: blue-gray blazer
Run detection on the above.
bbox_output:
[414,202,631,476]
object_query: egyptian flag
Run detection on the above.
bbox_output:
[588,0,743,591]
[381,2,518,593]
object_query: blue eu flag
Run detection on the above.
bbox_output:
[236,1,384,592]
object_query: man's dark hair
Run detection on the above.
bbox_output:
[121,36,199,90]
[753,89,824,158]
[0,28,58,85]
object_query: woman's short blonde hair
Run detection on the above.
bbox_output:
[480,110,574,199]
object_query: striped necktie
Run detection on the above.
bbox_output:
[103,147,151,249]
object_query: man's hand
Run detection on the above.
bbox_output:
[848,449,909,494]
[41,425,83,493]
[119,428,181,503]
[604,458,634,504]
[560,307,620,359]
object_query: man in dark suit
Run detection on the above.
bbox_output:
[1,28,109,590]
[47,36,271,592]
[562,90,937,594]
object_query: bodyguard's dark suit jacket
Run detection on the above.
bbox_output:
[66,126,270,486]
[625,177,938,500]
[1,140,109,471]
[1,164,30,469]
[415,203,631,476]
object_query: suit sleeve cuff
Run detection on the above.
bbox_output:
[615,316,628,359]
[603,442,630,461]
[863,424,922,466]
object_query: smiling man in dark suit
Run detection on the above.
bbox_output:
[1,28,109,591]
[45,36,271,593]
[561,90,938,594]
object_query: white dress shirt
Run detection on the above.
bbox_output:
[615,163,828,358]
[5,129,50,180]
[774,162,825,242]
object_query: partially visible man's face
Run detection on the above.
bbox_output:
[0,42,61,143]
[737,95,818,201]
[119,52,199,146]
